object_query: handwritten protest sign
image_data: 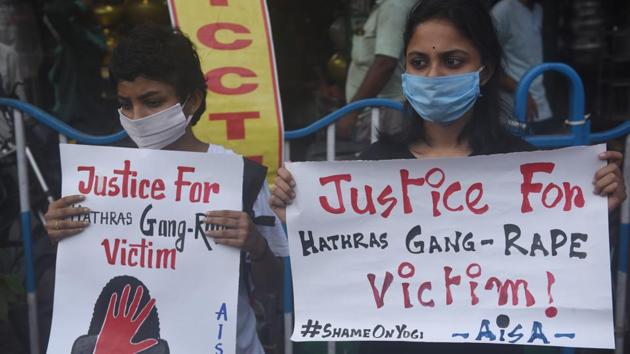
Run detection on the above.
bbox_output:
[287,145,613,348]
[47,144,243,354]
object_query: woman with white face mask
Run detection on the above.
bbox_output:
[269,0,625,352]
[44,25,288,354]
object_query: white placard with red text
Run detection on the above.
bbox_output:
[47,144,242,354]
[287,145,613,348]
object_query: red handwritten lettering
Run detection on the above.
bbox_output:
[101,238,176,270]
[520,162,584,213]
[76,161,166,200]
[319,174,352,214]
[367,272,393,309]
[174,166,221,203]
[520,162,555,212]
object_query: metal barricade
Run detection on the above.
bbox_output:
[284,99,403,162]
[514,63,630,354]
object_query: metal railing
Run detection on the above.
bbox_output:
[515,63,630,354]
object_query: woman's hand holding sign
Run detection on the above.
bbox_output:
[204,210,280,293]
[45,194,90,242]
[204,210,269,260]
[595,151,626,211]
[269,166,295,224]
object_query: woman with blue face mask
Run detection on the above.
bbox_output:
[271,0,625,220]
[270,0,625,353]
[44,25,288,354]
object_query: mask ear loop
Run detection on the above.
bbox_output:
[181,94,191,110]
[477,66,486,98]
[180,94,194,124]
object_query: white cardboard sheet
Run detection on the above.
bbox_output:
[287,145,613,348]
[47,144,243,354]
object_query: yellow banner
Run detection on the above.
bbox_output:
[167,0,283,182]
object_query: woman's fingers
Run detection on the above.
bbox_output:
[49,194,86,209]
[206,228,239,239]
[45,206,90,221]
[57,220,90,229]
[599,151,623,166]
[594,151,626,211]
[44,195,90,242]
[594,172,618,195]
[268,167,295,224]
[601,182,619,196]
[274,177,295,199]
[271,167,296,208]
[45,219,89,235]
[277,167,295,187]
[269,193,287,224]
[205,210,244,219]
[593,163,618,183]
[270,185,293,206]
[204,216,240,229]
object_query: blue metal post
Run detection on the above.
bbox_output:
[13,109,40,354]
[284,256,293,354]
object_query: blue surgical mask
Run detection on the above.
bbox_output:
[402,67,484,124]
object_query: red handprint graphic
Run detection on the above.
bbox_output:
[93,284,158,354]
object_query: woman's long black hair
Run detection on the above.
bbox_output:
[387,0,514,154]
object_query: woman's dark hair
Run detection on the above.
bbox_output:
[389,0,511,154]
[109,25,207,125]
[88,275,162,342]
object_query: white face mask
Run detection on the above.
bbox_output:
[119,102,193,150]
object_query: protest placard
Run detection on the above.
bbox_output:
[287,144,613,348]
[47,144,243,353]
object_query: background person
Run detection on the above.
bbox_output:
[336,0,416,145]
[492,0,561,134]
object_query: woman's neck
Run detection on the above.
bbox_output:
[410,113,473,158]
[165,126,208,153]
